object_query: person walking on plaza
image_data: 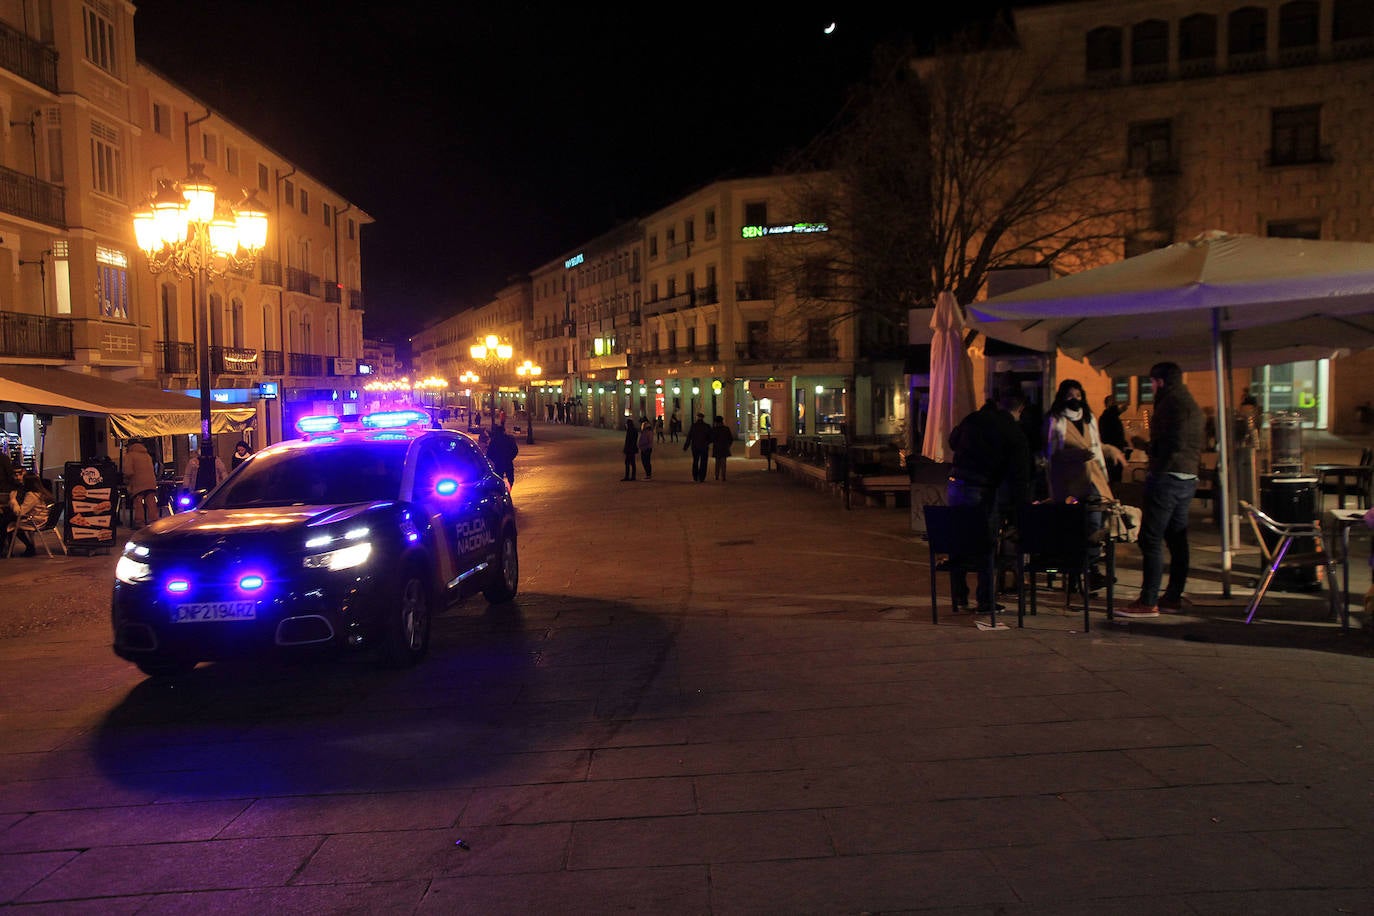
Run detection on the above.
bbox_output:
[123,439,160,529]
[669,411,681,443]
[946,385,1030,614]
[638,418,655,479]
[487,422,519,488]
[711,415,735,481]
[1117,361,1204,618]
[683,412,711,482]
[621,418,640,481]
[654,415,665,444]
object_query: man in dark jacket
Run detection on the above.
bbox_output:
[487,423,519,488]
[1118,361,1204,617]
[946,385,1030,613]
[682,412,712,483]
[1098,393,1129,484]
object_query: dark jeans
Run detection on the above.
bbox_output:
[690,448,709,482]
[947,479,1001,610]
[1138,472,1197,605]
[640,448,653,477]
[623,455,637,479]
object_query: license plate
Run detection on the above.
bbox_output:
[172,601,257,623]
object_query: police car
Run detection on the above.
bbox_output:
[111,409,518,678]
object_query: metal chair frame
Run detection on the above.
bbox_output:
[1239,499,1343,629]
[7,505,67,559]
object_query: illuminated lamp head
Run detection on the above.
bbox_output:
[362,409,430,430]
[296,415,343,435]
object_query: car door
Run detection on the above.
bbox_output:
[411,436,492,592]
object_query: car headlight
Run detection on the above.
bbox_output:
[115,554,152,584]
[302,541,373,571]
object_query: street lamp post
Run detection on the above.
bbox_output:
[133,163,269,492]
[413,376,449,424]
[459,370,479,425]
[516,359,542,444]
[469,334,512,426]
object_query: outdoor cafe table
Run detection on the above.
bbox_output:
[1314,464,1369,509]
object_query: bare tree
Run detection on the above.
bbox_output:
[777,28,1148,350]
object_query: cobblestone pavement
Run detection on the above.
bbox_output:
[1,423,1371,914]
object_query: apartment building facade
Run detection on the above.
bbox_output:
[1010,0,1374,433]
[0,0,371,481]
[133,63,371,453]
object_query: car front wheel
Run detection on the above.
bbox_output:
[381,564,431,667]
[482,526,518,604]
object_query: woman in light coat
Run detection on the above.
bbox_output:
[124,440,159,528]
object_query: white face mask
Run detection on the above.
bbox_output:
[1063,407,1084,421]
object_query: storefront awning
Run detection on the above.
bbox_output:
[0,365,255,437]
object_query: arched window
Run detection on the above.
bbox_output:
[1333,0,1373,47]
[1228,7,1267,61]
[1131,20,1169,80]
[1086,26,1123,78]
[325,314,337,357]
[1179,13,1217,65]
[262,303,275,351]
[230,297,245,349]
[208,291,224,345]
[1278,1,1319,49]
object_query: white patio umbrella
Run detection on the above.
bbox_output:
[921,291,977,464]
[969,231,1374,595]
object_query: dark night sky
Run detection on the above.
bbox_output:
[131,2,1021,342]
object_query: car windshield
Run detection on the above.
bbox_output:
[204,442,407,508]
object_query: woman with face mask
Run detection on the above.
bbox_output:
[1044,379,1125,589]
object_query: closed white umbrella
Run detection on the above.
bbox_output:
[921,291,977,464]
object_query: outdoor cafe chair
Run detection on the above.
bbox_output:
[6,504,67,559]
[921,503,999,628]
[1239,500,1343,629]
[1013,501,1096,632]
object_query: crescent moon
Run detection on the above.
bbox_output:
[824,22,837,35]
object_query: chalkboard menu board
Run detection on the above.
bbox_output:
[63,459,120,550]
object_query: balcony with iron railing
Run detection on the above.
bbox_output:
[348,288,364,310]
[735,340,838,361]
[681,344,719,362]
[644,291,694,315]
[285,267,321,296]
[735,281,774,301]
[324,282,342,303]
[261,349,284,375]
[0,20,57,91]
[0,164,64,228]
[288,352,323,376]
[2,311,72,359]
[157,340,195,374]
[259,259,283,286]
[210,346,259,374]
[695,284,719,305]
